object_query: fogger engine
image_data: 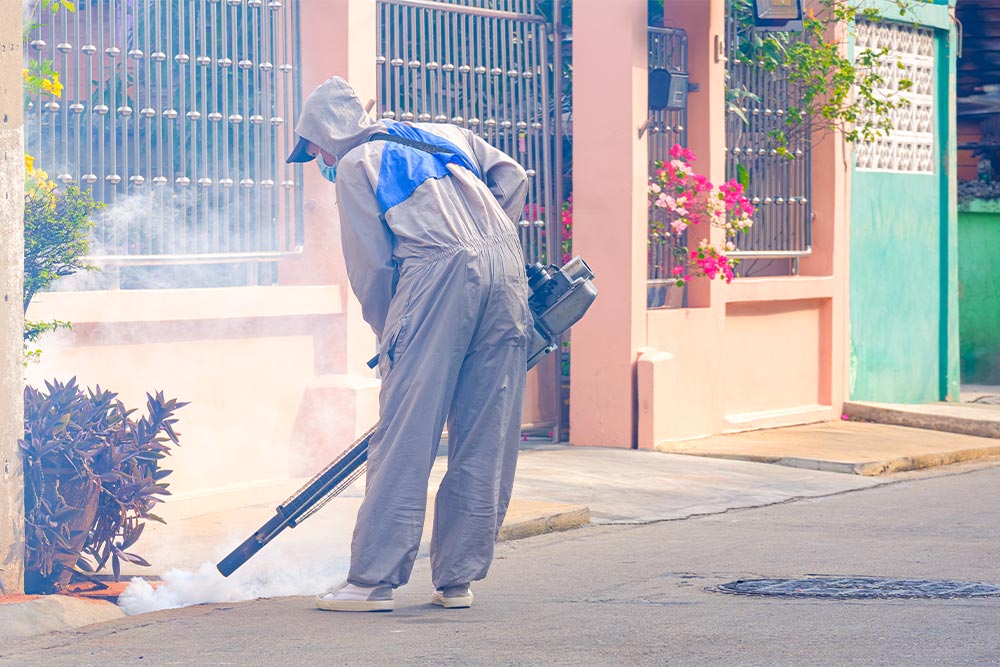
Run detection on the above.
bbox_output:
[525,256,597,370]
[217,256,597,577]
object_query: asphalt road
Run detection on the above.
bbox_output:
[6,462,1000,667]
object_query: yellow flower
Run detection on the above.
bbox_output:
[22,69,30,80]
[24,154,35,173]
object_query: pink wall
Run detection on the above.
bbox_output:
[723,300,823,417]
[25,287,353,497]
[569,0,651,448]
[571,0,850,449]
[280,0,380,379]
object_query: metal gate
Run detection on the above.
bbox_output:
[376,0,564,440]
[376,0,559,266]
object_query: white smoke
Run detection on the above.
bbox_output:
[119,556,348,615]
[114,469,361,616]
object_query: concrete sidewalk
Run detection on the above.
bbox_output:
[654,419,1000,475]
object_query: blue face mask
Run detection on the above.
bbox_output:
[317,152,338,183]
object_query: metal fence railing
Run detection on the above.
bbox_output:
[647,25,688,309]
[376,0,557,266]
[24,0,303,283]
[423,0,536,11]
[376,0,569,441]
[724,2,812,263]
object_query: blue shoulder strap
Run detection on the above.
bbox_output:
[370,121,482,214]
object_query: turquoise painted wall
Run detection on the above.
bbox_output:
[850,173,943,402]
[958,202,1000,384]
[849,2,959,403]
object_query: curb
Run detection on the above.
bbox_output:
[844,402,1000,440]
[731,451,1000,477]
[0,594,125,643]
[498,506,591,541]
[653,447,1000,477]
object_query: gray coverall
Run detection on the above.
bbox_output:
[294,77,530,590]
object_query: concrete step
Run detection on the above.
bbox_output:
[654,420,1000,476]
[844,400,1000,440]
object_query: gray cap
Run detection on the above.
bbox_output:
[286,135,316,164]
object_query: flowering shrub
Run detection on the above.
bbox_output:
[648,144,754,285]
[23,61,63,99]
[23,155,101,361]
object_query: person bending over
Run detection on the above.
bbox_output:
[286,76,530,612]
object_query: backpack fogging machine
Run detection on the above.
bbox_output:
[217,256,597,577]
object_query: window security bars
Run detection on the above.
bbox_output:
[647,25,688,309]
[24,0,303,281]
[724,2,812,262]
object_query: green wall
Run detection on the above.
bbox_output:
[849,3,959,403]
[958,202,1000,384]
[850,173,944,402]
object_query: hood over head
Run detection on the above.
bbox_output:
[291,76,375,161]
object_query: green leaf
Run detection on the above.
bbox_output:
[121,552,151,567]
[121,523,145,549]
[736,163,751,191]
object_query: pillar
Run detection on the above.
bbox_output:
[570,0,650,447]
[0,0,25,594]
[279,0,382,468]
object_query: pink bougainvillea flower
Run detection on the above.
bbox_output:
[646,145,752,287]
[669,159,694,177]
[669,144,696,161]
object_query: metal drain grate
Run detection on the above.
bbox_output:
[716,577,1000,600]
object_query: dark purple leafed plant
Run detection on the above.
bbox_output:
[20,377,187,594]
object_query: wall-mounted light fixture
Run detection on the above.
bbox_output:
[751,0,805,32]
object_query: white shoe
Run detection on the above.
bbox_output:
[315,581,394,612]
[431,584,473,609]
